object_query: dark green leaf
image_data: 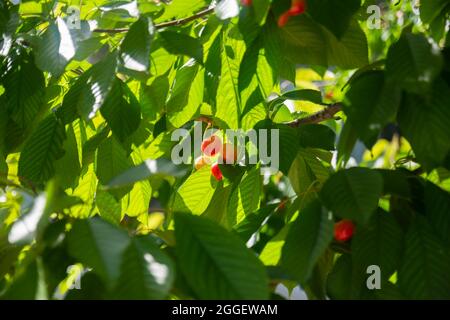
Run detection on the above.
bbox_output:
[320,168,383,225]
[174,213,269,299]
[308,0,361,39]
[386,33,443,94]
[120,17,154,74]
[398,216,450,299]
[159,31,203,63]
[398,78,450,170]
[18,114,66,185]
[344,71,402,148]
[101,78,141,143]
[281,200,334,283]
[67,218,130,286]
[113,237,174,299]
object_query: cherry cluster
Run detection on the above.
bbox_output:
[196,135,238,181]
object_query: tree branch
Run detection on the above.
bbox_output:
[287,103,343,127]
[154,6,215,29]
[93,6,215,34]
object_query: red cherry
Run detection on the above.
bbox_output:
[201,135,222,157]
[211,163,223,181]
[278,11,292,27]
[241,0,252,6]
[289,0,306,16]
[334,219,355,242]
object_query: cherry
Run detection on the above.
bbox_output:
[211,163,223,181]
[201,135,222,157]
[278,11,291,27]
[334,219,355,242]
[278,0,307,28]
[289,0,306,15]
[241,0,252,6]
[221,143,238,164]
[194,156,210,170]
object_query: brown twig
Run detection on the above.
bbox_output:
[287,103,343,127]
[93,6,215,34]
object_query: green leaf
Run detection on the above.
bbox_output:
[233,204,278,242]
[420,0,450,42]
[376,169,412,199]
[57,52,118,123]
[202,183,233,227]
[65,163,98,218]
[172,166,218,215]
[398,216,450,299]
[54,122,81,189]
[2,52,45,129]
[321,20,369,69]
[140,75,169,120]
[269,89,324,110]
[352,209,404,282]
[326,254,353,299]
[34,18,75,76]
[113,237,174,299]
[397,78,450,169]
[308,0,361,39]
[298,124,336,150]
[174,213,269,299]
[107,159,186,189]
[96,190,122,225]
[157,0,208,21]
[121,180,152,217]
[159,31,203,63]
[278,124,300,174]
[101,78,141,143]
[336,120,357,167]
[277,15,368,69]
[67,218,130,286]
[425,182,450,247]
[2,261,39,300]
[259,223,290,266]
[82,125,110,166]
[239,34,276,117]
[344,71,402,148]
[166,60,203,128]
[386,33,443,94]
[216,25,245,129]
[96,136,132,186]
[120,17,154,74]
[281,200,334,283]
[8,193,49,245]
[288,148,330,196]
[420,0,449,24]
[227,166,261,226]
[0,5,18,57]
[320,167,383,225]
[18,114,66,185]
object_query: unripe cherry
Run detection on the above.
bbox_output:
[221,143,238,164]
[194,156,210,170]
[201,135,222,157]
[211,163,223,181]
[334,219,355,242]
